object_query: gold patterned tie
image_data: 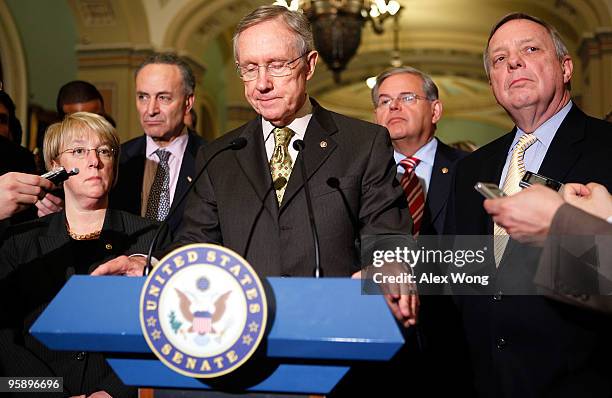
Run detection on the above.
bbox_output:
[269,127,295,204]
[493,133,538,266]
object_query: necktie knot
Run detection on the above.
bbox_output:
[155,149,171,164]
[515,133,537,152]
[399,157,421,174]
[273,127,294,147]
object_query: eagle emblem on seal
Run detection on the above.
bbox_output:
[175,288,231,335]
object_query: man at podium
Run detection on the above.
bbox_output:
[96,5,418,328]
[175,5,418,326]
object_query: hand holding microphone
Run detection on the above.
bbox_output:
[0,172,57,220]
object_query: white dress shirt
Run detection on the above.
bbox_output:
[499,101,573,187]
[261,96,313,162]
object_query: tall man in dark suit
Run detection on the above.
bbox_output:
[109,53,206,235]
[371,66,472,396]
[447,12,612,397]
[96,6,416,326]
[172,5,417,327]
[93,11,418,396]
[372,67,466,235]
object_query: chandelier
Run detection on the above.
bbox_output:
[274,0,401,83]
[366,10,402,89]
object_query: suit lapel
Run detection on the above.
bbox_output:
[280,102,338,211]
[235,118,279,218]
[115,137,146,214]
[537,105,585,181]
[472,134,514,271]
[481,131,516,234]
[502,106,584,268]
[38,211,73,266]
[173,132,198,204]
[426,140,454,229]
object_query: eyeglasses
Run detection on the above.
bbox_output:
[60,146,115,159]
[237,52,308,81]
[376,93,431,109]
[0,114,8,125]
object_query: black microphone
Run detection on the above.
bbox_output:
[327,177,361,265]
[243,177,287,259]
[144,137,248,276]
[292,139,322,278]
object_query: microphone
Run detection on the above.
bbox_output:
[144,137,248,276]
[292,139,322,278]
[41,166,79,185]
[327,177,361,264]
[243,177,287,259]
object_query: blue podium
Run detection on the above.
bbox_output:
[31,276,404,395]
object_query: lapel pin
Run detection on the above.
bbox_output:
[441,167,449,174]
[187,176,193,183]
[105,243,113,250]
[320,140,328,148]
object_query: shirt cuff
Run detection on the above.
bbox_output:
[128,253,159,267]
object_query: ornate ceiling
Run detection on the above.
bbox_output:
[3,0,609,143]
[154,0,610,136]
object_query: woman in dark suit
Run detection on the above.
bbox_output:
[0,112,170,398]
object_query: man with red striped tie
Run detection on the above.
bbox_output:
[371,66,473,397]
[372,67,467,237]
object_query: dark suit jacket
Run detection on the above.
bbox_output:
[400,139,473,396]
[0,209,170,398]
[0,136,36,176]
[534,204,612,313]
[109,131,206,235]
[0,136,38,229]
[420,139,467,236]
[175,99,413,277]
[446,104,612,397]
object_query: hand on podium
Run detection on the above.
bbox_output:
[91,255,147,276]
[353,265,419,328]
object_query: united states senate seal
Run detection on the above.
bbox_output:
[140,243,268,378]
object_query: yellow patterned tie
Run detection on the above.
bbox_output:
[493,133,538,266]
[270,127,295,204]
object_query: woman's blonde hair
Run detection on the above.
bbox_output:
[43,112,120,185]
